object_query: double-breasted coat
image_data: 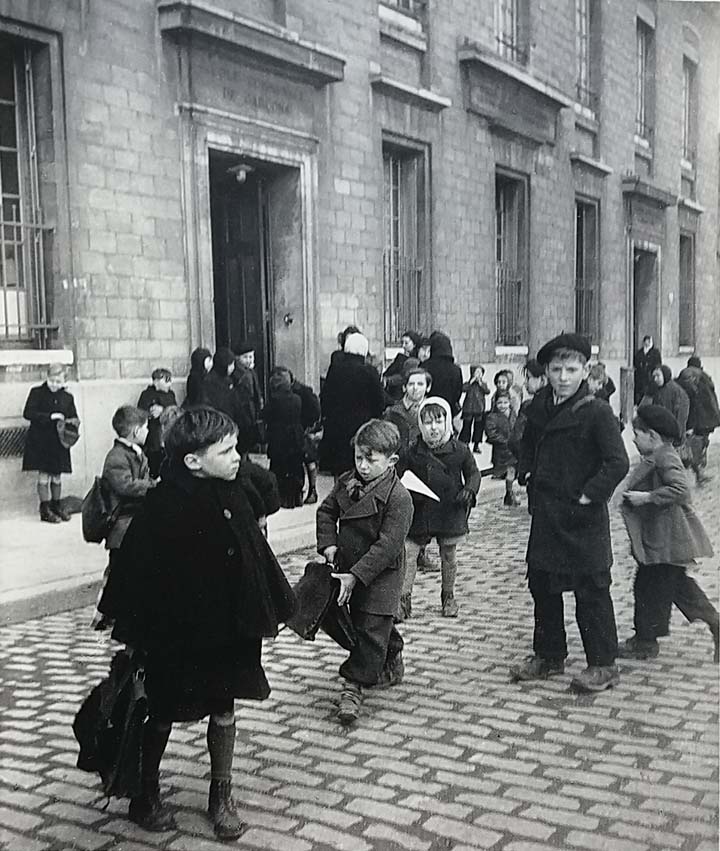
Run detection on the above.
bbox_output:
[316,470,413,616]
[519,384,629,576]
[621,444,713,566]
[99,461,295,720]
[22,382,78,474]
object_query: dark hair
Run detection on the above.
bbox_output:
[337,325,360,348]
[687,355,702,368]
[493,371,510,387]
[151,367,172,381]
[212,348,235,375]
[112,405,149,438]
[419,402,447,422]
[190,347,212,374]
[269,370,292,394]
[401,330,421,353]
[164,406,238,462]
[523,358,544,379]
[403,367,432,387]
[470,364,485,375]
[351,419,400,456]
[494,392,512,407]
[417,337,431,350]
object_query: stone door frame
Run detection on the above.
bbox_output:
[178,101,320,387]
[629,237,662,359]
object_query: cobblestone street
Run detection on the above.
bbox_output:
[1,462,718,851]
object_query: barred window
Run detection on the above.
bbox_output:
[383,145,427,345]
[379,0,426,20]
[635,20,655,141]
[495,172,528,346]
[575,0,598,110]
[0,37,52,347]
[495,0,528,64]
[682,57,696,164]
[575,199,599,342]
[679,234,695,347]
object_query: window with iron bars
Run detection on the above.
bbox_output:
[678,233,695,348]
[495,173,527,346]
[635,20,655,141]
[575,199,599,342]
[495,0,528,65]
[575,0,598,111]
[0,38,53,347]
[682,57,697,165]
[383,146,427,346]
[379,0,426,20]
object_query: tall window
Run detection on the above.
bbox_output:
[682,57,697,163]
[679,234,695,347]
[575,200,599,341]
[383,145,426,345]
[635,20,654,141]
[379,0,426,18]
[495,172,527,346]
[575,0,596,110]
[0,38,50,345]
[495,0,527,64]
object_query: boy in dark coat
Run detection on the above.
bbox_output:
[263,370,305,508]
[513,333,629,693]
[459,364,490,451]
[620,405,718,662]
[397,397,481,619]
[137,368,177,478]
[98,407,295,839]
[316,419,413,726]
[485,393,519,506]
[233,342,264,452]
[22,364,79,522]
[424,331,463,417]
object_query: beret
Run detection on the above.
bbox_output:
[635,405,680,442]
[536,333,591,365]
[234,340,255,356]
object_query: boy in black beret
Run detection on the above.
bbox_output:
[512,333,629,692]
[620,405,718,662]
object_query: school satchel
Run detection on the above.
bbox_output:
[73,649,147,800]
[81,476,114,543]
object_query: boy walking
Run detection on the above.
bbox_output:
[620,405,718,662]
[316,420,413,726]
[513,334,629,693]
[98,407,295,838]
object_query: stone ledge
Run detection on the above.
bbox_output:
[370,69,451,112]
[570,152,613,176]
[0,349,74,367]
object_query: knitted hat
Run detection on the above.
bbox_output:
[343,332,369,357]
[635,405,680,442]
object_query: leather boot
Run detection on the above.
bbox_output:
[208,779,245,840]
[39,501,61,523]
[50,499,72,521]
[128,778,176,832]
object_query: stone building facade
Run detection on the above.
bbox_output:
[0,0,718,507]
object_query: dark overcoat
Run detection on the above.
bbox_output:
[99,462,295,720]
[102,440,155,549]
[319,353,385,475]
[316,470,413,615]
[424,334,463,416]
[263,388,304,478]
[633,345,662,403]
[621,444,713,566]
[485,409,517,470]
[137,386,177,453]
[519,384,629,576]
[398,437,480,541]
[639,379,690,438]
[677,366,720,434]
[22,383,78,474]
[461,380,490,417]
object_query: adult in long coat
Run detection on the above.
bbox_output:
[319,333,385,476]
[639,365,689,439]
[633,335,662,404]
[424,331,463,417]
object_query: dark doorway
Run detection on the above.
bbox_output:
[633,248,658,351]
[209,150,273,395]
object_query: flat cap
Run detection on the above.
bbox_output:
[635,405,680,442]
[536,333,591,365]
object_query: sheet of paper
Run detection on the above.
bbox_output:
[400,470,440,501]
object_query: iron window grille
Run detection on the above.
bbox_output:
[495,173,527,346]
[0,40,53,347]
[678,234,695,348]
[575,200,599,342]
[682,58,697,164]
[495,0,528,64]
[635,20,655,144]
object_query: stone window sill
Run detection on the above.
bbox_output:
[0,349,74,367]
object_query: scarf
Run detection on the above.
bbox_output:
[417,396,453,449]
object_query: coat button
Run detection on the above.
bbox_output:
[223,508,232,519]
[227,547,235,557]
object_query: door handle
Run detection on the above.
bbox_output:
[283,312,294,327]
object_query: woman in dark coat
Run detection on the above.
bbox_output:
[319,332,385,477]
[185,347,213,407]
[22,364,79,523]
[382,330,420,402]
[424,331,464,417]
[262,370,305,508]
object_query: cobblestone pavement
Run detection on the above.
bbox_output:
[1,458,718,851]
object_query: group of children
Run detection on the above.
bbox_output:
[20,334,719,842]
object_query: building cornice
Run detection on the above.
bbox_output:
[370,66,451,112]
[621,174,677,208]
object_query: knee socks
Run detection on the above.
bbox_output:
[50,481,62,502]
[207,714,235,782]
[37,481,50,503]
[440,547,457,600]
